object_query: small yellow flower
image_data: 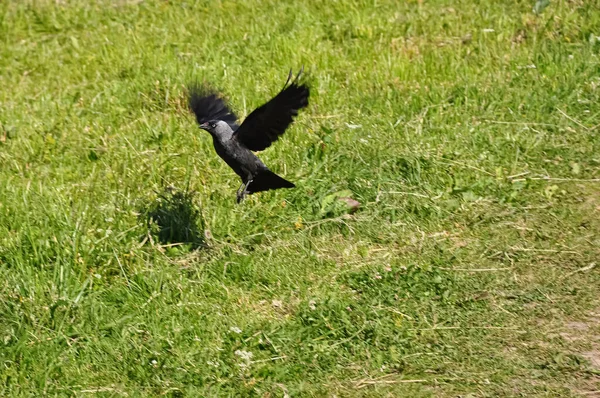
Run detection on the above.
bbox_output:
[294,216,303,230]
[394,317,403,328]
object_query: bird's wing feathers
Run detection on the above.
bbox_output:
[233,71,309,152]
[188,84,239,130]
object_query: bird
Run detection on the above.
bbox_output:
[188,68,309,203]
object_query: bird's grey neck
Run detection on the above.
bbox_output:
[213,128,234,142]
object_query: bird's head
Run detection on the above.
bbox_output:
[198,120,231,136]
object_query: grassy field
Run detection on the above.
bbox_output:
[1,0,600,396]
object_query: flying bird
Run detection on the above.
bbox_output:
[188,68,309,203]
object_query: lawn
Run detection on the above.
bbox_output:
[1,0,600,396]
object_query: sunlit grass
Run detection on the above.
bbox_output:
[1,0,599,396]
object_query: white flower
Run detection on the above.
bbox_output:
[234,350,253,361]
[345,123,362,129]
[272,300,283,308]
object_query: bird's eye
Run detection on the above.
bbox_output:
[211,123,216,128]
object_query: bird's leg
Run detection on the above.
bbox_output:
[236,181,245,200]
[236,178,253,204]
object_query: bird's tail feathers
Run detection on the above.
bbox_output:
[248,170,295,194]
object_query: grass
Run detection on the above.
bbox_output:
[1,0,600,396]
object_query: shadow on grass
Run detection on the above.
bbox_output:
[141,187,205,250]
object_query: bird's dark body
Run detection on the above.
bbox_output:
[212,132,266,182]
[188,69,309,203]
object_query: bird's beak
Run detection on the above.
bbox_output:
[199,121,209,129]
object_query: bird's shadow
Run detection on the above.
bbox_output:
[140,187,205,250]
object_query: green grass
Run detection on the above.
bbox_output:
[1,0,600,396]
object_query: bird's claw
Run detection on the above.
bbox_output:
[236,191,245,203]
[236,189,251,203]
[236,180,252,204]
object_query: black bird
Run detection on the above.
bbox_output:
[188,69,309,203]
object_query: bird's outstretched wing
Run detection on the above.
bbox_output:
[233,69,309,152]
[188,84,239,130]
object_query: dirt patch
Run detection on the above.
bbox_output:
[582,350,600,370]
[560,321,594,343]
[560,308,600,396]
